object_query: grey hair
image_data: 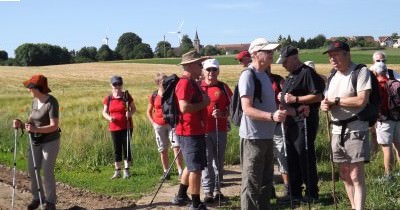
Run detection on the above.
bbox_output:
[372,51,386,59]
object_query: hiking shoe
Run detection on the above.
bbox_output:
[27,199,40,210]
[160,172,171,181]
[171,194,191,205]
[44,202,56,210]
[377,174,394,183]
[189,202,208,210]
[203,192,214,203]
[123,169,131,179]
[111,169,121,180]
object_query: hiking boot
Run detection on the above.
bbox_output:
[44,202,56,210]
[189,202,208,210]
[123,169,131,179]
[160,172,171,181]
[171,194,191,205]
[111,169,121,180]
[203,192,214,203]
[27,199,40,210]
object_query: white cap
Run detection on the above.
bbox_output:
[202,58,219,70]
[248,38,280,54]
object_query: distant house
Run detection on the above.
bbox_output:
[215,43,250,55]
[379,36,394,47]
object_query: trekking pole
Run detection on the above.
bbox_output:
[214,104,221,207]
[280,122,293,209]
[28,132,44,210]
[303,117,311,210]
[325,112,337,210]
[125,91,133,171]
[11,129,18,210]
[149,147,182,205]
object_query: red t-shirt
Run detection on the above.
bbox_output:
[103,94,134,131]
[149,94,166,125]
[377,76,389,115]
[175,76,207,136]
[200,81,233,132]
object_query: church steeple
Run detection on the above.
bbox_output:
[193,29,200,53]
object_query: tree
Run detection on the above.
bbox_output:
[133,43,154,59]
[154,41,172,58]
[96,45,114,61]
[180,34,194,55]
[115,32,142,60]
[0,50,8,61]
[77,46,97,62]
[203,45,219,56]
[391,32,399,40]
[298,37,306,49]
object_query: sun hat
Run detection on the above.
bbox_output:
[23,74,51,93]
[202,58,220,70]
[248,38,280,54]
[276,45,298,64]
[235,50,251,60]
[179,50,208,65]
[110,75,123,85]
[323,41,350,54]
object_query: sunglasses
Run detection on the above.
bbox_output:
[375,59,386,63]
[205,68,218,72]
[112,82,122,87]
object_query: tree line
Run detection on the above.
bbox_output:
[1,32,397,66]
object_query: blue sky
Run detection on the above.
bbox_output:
[0,0,398,57]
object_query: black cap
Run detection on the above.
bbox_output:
[276,46,298,64]
[323,41,350,54]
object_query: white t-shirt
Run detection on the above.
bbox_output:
[326,63,372,134]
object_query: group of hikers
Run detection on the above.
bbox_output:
[11,38,400,210]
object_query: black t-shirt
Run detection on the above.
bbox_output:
[281,64,325,121]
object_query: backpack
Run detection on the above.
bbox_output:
[106,90,131,114]
[388,69,396,80]
[229,68,263,126]
[327,64,380,127]
[386,79,400,120]
[161,74,180,128]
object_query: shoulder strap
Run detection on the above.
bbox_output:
[151,90,158,104]
[326,69,337,91]
[107,94,112,114]
[350,64,367,94]
[217,81,230,101]
[388,69,395,80]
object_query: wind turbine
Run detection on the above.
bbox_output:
[168,20,184,45]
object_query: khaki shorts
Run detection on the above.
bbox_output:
[153,123,179,152]
[376,120,400,145]
[332,131,370,163]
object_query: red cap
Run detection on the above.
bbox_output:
[235,50,251,60]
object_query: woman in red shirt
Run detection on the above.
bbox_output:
[102,76,136,179]
[146,73,184,180]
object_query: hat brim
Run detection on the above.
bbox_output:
[180,57,208,65]
[276,55,285,64]
[23,79,51,93]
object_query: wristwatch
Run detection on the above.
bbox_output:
[335,97,340,105]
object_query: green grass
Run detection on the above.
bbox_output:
[0,63,400,209]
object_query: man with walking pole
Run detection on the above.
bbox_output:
[200,58,232,205]
[321,41,372,210]
[277,45,325,203]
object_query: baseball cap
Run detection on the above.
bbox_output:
[248,38,280,54]
[276,46,298,64]
[202,58,219,70]
[323,41,350,54]
[235,50,251,60]
[110,75,123,85]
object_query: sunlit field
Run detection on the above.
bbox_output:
[1,62,400,208]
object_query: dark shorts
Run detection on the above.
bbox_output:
[178,135,206,172]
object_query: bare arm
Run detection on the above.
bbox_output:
[25,118,59,133]
[146,102,155,124]
[241,96,286,122]
[326,90,370,108]
[285,93,323,104]
[102,104,113,122]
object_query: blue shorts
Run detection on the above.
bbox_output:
[178,135,207,172]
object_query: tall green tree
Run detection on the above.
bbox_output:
[180,34,194,55]
[96,45,114,61]
[203,45,219,56]
[133,43,154,59]
[115,32,142,60]
[0,50,8,61]
[77,46,97,61]
[154,41,172,58]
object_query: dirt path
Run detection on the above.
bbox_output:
[0,164,285,210]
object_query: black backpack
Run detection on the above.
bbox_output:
[229,68,263,126]
[327,64,380,127]
[161,74,180,128]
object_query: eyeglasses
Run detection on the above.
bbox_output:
[205,68,218,72]
[112,82,122,87]
[375,59,386,63]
